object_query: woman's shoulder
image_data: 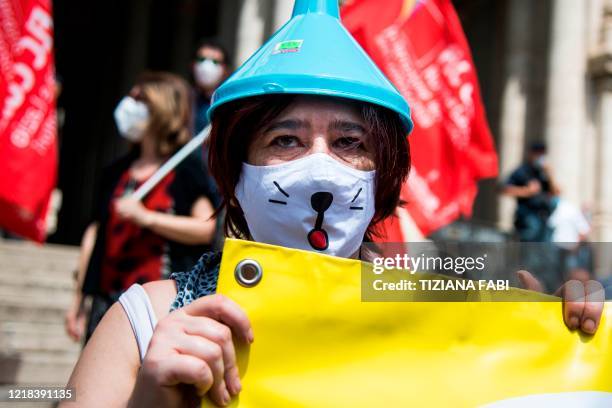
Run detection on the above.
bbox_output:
[169,251,222,311]
[141,251,221,320]
[141,279,179,322]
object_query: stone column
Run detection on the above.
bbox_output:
[544,0,588,206]
[235,0,268,65]
[589,0,612,276]
[273,0,294,31]
[497,0,532,231]
[594,78,612,241]
[590,76,612,277]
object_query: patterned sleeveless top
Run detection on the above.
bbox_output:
[169,251,222,311]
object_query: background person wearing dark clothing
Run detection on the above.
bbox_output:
[192,39,231,133]
[503,142,561,292]
[503,142,560,242]
[64,72,219,343]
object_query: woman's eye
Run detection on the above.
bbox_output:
[334,136,363,150]
[271,135,300,148]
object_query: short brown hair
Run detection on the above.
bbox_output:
[208,95,411,240]
[136,72,192,157]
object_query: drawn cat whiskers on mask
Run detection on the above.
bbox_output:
[350,187,363,210]
[267,182,365,212]
[268,181,289,205]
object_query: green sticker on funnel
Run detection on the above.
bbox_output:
[273,40,303,54]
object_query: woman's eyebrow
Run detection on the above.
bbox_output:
[329,120,366,133]
[264,119,310,133]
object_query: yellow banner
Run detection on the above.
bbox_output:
[203,238,612,407]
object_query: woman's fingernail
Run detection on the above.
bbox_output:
[582,318,596,333]
[223,389,231,405]
[247,328,254,343]
[234,377,242,394]
[569,316,580,329]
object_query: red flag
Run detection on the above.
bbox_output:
[0,0,57,242]
[342,0,498,238]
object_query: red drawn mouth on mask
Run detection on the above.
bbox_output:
[308,228,329,251]
[308,192,333,251]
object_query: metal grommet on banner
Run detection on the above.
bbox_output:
[235,259,263,287]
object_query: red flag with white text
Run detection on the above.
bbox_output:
[0,0,57,242]
[342,0,498,238]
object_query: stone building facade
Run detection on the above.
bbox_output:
[53,0,612,270]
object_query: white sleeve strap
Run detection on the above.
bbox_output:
[118,284,158,362]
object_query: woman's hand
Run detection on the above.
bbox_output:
[115,197,153,227]
[130,294,253,407]
[64,294,86,342]
[517,270,605,334]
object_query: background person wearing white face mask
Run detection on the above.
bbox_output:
[64,72,220,344]
[192,39,231,133]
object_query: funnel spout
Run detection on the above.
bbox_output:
[292,0,340,18]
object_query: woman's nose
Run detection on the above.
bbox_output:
[310,135,332,155]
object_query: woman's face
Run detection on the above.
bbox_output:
[247,96,375,171]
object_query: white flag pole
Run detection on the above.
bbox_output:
[131,124,212,201]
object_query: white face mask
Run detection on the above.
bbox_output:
[235,153,376,258]
[193,59,224,88]
[535,155,547,168]
[113,96,149,142]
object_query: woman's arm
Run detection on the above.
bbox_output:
[60,301,141,407]
[115,196,216,245]
[61,280,178,407]
[65,223,98,341]
[128,291,252,407]
[62,279,251,407]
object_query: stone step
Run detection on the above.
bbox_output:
[0,241,78,280]
[0,305,65,325]
[0,272,73,290]
[0,401,55,408]
[0,285,73,304]
[0,240,81,392]
[0,243,78,261]
[0,240,79,259]
[0,290,72,308]
[0,384,57,408]
[0,295,69,324]
[0,260,74,279]
[0,322,80,355]
[0,351,77,385]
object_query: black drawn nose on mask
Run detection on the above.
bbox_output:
[308,192,333,251]
[311,192,333,212]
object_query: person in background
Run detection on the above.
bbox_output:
[192,39,231,133]
[64,72,219,343]
[190,39,228,243]
[503,142,560,242]
[548,197,593,283]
